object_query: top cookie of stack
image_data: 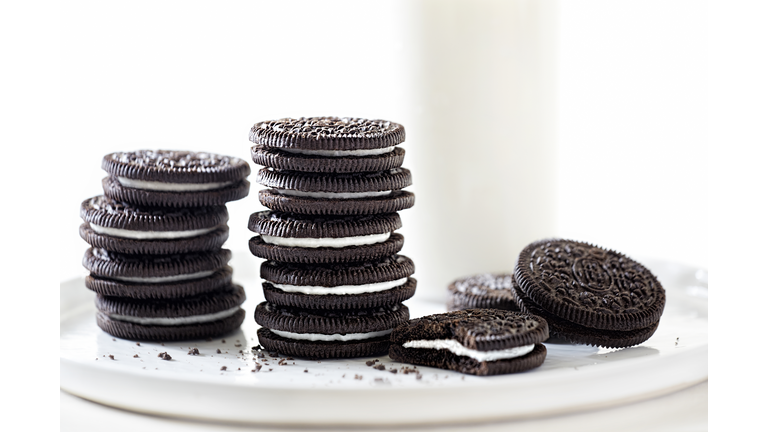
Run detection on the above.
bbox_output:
[250,117,414,216]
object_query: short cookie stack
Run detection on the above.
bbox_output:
[79,150,251,341]
[248,117,416,359]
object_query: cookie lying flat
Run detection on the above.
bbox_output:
[102,150,250,207]
[248,211,404,264]
[80,195,229,254]
[256,168,414,216]
[96,284,246,341]
[261,255,416,310]
[514,239,666,348]
[254,302,410,359]
[447,273,520,312]
[389,309,549,376]
[251,145,406,174]
[83,248,231,296]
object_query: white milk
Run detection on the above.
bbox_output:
[399,0,558,302]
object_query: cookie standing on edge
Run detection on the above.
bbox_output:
[514,239,666,348]
[102,150,251,208]
[389,309,549,376]
[254,302,410,359]
[447,273,521,312]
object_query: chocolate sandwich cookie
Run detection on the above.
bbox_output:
[447,273,520,312]
[256,168,414,216]
[86,266,233,299]
[102,150,250,207]
[83,248,231,295]
[80,195,229,254]
[250,117,405,151]
[254,302,410,359]
[251,145,406,174]
[96,284,246,341]
[389,309,549,376]
[261,255,417,310]
[248,211,404,264]
[514,239,666,348]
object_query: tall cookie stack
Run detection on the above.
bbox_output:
[248,117,416,359]
[79,150,251,341]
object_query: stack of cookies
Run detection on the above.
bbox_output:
[79,150,251,341]
[248,117,416,359]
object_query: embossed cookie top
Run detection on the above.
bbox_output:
[102,150,251,183]
[249,117,405,150]
[515,239,666,330]
[390,309,549,351]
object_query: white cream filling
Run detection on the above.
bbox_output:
[402,340,535,362]
[90,223,217,240]
[268,277,408,295]
[117,177,235,191]
[261,232,390,248]
[270,329,392,342]
[112,270,215,284]
[273,189,392,199]
[279,146,396,157]
[109,306,241,326]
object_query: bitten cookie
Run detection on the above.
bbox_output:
[261,255,416,310]
[96,284,246,341]
[447,273,520,312]
[80,195,229,254]
[513,239,666,348]
[102,150,250,207]
[254,302,410,359]
[248,211,404,264]
[389,309,549,376]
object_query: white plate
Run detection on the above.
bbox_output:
[60,258,708,426]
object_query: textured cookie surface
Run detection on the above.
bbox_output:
[251,145,405,173]
[96,284,245,318]
[80,195,229,254]
[515,239,666,332]
[83,248,231,280]
[249,233,404,264]
[103,176,250,208]
[263,278,417,310]
[248,211,401,238]
[256,168,411,193]
[389,309,549,375]
[254,302,409,334]
[97,309,245,342]
[256,328,391,359]
[261,255,415,286]
[102,150,250,183]
[447,273,520,312]
[86,266,233,299]
[258,189,414,216]
[249,117,405,150]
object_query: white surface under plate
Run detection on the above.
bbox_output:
[60,258,708,426]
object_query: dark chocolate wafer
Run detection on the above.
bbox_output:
[83,248,231,283]
[251,145,406,173]
[86,266,233,299]
[249,117,405,151]
[447,273,520,312]
[389,309,549,376]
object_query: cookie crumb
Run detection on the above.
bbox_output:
[354,374,363,380]
[234,344,242,347]
[158,352,172,361]
[133,354,139,358]
[388,369,397,374]
[109,355,115,360]
[188,348,200,356]
[221,366,227,371]
[216,349,221,354]
[239,350,243,354]
[136,342,140,346]
[161,343,165,346]
[253,364,262,372]
[373,364,385,371]
[222,339,226,343]
[112,338,116,341]
[269,368,273,371]
[304,369,308,373]
[365,360,376,366]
